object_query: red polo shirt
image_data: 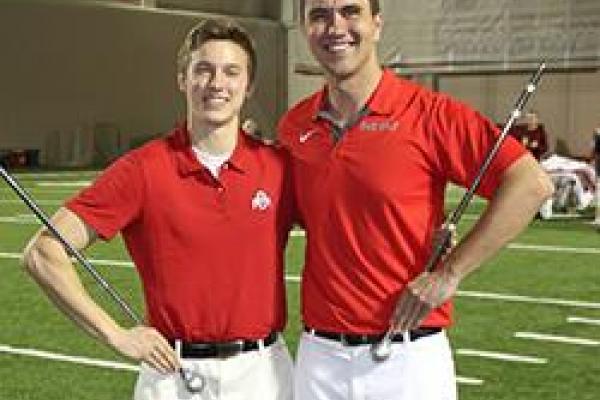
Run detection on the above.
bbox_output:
[278,69,526,334]
[67,124,293,341]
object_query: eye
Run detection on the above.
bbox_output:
[340,5,362,19]
[307,7,330,23]
[224,65,242,77]
[192,62,212,76]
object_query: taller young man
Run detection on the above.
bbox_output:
[23,18,294,400]
[278,1,553,399]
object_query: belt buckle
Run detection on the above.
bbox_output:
[215,340,244,359]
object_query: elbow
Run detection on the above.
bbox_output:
[21,236,52,280]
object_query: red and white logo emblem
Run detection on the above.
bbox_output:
[251,189,272,211]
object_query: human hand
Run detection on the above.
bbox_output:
[390,268,461,333]
[110,326,180,374]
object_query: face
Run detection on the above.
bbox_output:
[178,40,250,128]
[302,0,382,79]
[525,112,539,128]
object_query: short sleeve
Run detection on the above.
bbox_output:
[430,97,527,199]
[65,152,145,240]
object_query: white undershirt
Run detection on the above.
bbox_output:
[192,146,232,179]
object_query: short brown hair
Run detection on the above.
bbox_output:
[299,0,380,21]
[177,18,257,84]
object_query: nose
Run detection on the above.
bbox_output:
[326,9,348,34]
[208,69,226,90]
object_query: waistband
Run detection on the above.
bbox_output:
[170,331,278,359]
[304,327,442,346]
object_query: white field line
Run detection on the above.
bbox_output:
[514,332,600,346]
[2,224,599,258]
[0,342,483,386]
[456,376,484,386]
[1,188,77,194]
[291,230,600,256]
[0,344,139,372]
[456,349,547,364]
[507,243,600,255]
[36,181,91,187]
[457,290,600,309]
[0,199,62,206]
[13,172,98,179]
[0,252,135,268]
[567,316,600,326]
[0,216,39,224]
[3,251,600,310]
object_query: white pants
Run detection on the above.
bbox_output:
[295,331,456,400]
[134,337,294,400]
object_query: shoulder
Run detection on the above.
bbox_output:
[277,92,321,139]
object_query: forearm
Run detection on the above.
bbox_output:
[23,231,125,348]
[444,155,553,280]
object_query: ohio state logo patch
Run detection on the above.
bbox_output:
[251,189,272,211]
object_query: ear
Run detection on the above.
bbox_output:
[177,72,187,93]
[246,82,255,99]
[373,14,383,42]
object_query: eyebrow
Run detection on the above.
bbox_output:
[307,3,364,17]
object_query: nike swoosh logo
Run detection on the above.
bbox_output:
[299,130,316,143]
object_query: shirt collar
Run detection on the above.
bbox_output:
[168,122,252,177]
[307,69,398,121]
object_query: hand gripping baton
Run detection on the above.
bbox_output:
[370,61,547,362]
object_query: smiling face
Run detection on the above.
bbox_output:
[302,0,382,79]
[178,40,250,128]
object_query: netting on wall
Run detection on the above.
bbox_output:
[436,0,599,63]
[43,122,125,167]
[380,0,600,73]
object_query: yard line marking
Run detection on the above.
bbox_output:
[0,342,483,386]
[567,316,600,326]
[1,188,76,194]
[456,349,547,364]
[0,216,38,224]
[507,243,600,255]
[456,376,484,386]
[457,291,600,309]
[0,344,139,372]
[2,252,600,309]
[0,199,62,206]
[515,332,600,346]
[2,251,600,309]
[292,229,600,255]
[13,172,98,179]
[36,181,91,187]
[0,252,135,268]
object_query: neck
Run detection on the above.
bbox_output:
[325,58,383,124]
[187,116,239,155]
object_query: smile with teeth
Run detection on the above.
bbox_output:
[203,95,229,106]
[324,41,356,53]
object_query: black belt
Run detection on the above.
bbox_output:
[170,331,278,359]
[304,327,441,346]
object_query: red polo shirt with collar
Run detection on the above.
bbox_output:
[278,69,526,334]
[66,123,293,341]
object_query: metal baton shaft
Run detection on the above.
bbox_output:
[370,61,547,362]
[0,166,141,325]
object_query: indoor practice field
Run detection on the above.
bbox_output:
[0,170,598,400]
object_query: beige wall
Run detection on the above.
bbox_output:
[0,1,285,164]
[439,71,600,156]
[1,0,597,164]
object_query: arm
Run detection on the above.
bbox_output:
[393,154,554,331]
[22,207,179,373]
